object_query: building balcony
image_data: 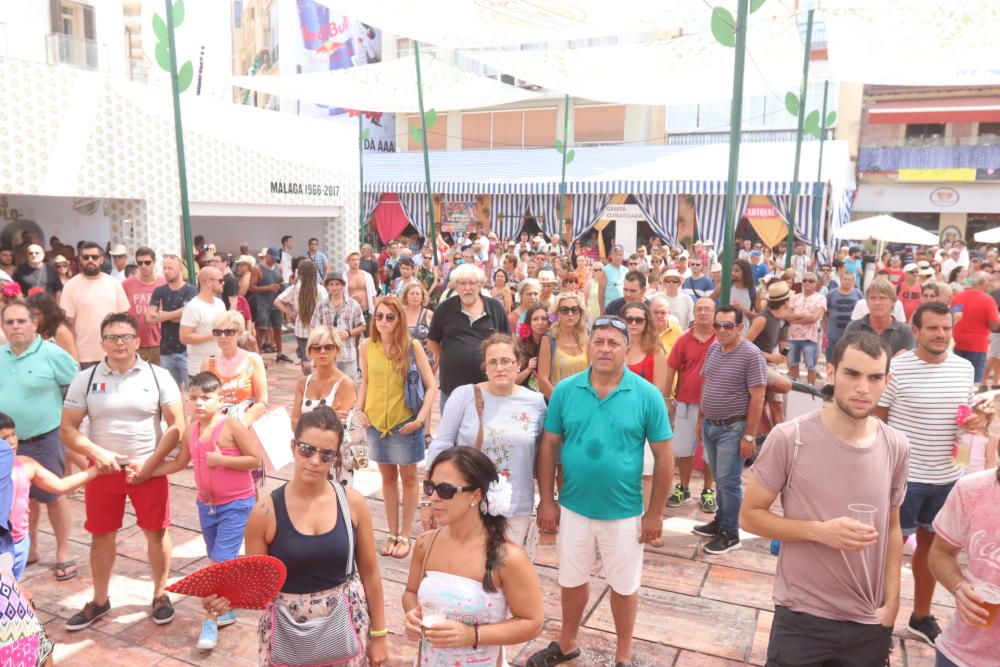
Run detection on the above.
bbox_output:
[858,141,1000,172]
[45,33,104,71]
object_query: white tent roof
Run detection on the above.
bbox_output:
[833,215,939,246]
[974,227,1000,244]
[230,54,545,113]
[363,140,852,195]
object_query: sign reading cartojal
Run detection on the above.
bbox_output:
[269,181,340,197]
[441,201,479,233]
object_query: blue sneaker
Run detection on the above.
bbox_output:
[216,610,238,628]
[197,619,219,651]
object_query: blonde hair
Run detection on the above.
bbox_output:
[401,280,429,307]
[211,310,245,334]
[306,325,341,353]
[551,291,589,352]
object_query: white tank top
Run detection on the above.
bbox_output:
[299,374,345,413]
[417,571,508,667]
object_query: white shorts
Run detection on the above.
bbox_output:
[672,401,700,457]
[556,505,644,595]
[506,514,538,561]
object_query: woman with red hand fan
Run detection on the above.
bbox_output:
[203,406,389,667]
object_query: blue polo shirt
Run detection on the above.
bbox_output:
[0,336,78,439]
[544,367,672,520]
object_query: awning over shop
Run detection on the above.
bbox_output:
[868,97,1000,124]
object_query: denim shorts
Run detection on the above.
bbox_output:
[159,352,188,388]
[787,340,819,369]
[367,418,425,466]
[197,496,255,562]
[953,349,986,384]
[900,480,956,536]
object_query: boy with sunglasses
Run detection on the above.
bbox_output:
[133,371,261,651]
[123,246,166,365]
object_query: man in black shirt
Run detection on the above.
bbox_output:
[359,243,379,283]
[427,263,510,412]
[14,244,62,297]
[211,252,239,310]
[603,270,646,317]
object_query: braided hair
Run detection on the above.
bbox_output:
[429,446,507,593]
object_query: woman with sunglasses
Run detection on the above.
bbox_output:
[51,254,72,286]
[203,407,389,667]
[404,447,543,665]
[537,291,589,400]
[424,334,546,553]
[490,269,513,312]
[357,296,437,559]
[201,310,268,427]
[291,326,356,428]
[274,258,328,375]
[622,301,669,547]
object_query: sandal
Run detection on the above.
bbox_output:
[380,535,398,557]
[54,560,78,581]
[526,640,581,667]
[650,537,665,548]
[391,536,413,559]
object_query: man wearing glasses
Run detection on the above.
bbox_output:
[785,272,827,386]
[694,305,767,555]
[179,267,226,385]
[122,247,166,365]
[682,258,714,302]
[661,268,693,329]
[59,241,130,368]
[61,312,184,631]
[531,316,672,667]
[13,244,62,297]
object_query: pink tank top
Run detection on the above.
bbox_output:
[10,459,29,542]
[189,419,255,507]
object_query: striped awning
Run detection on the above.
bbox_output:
[365,179,825,196]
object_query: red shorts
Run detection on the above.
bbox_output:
[84,470,171,534]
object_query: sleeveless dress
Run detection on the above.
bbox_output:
[207,353,260,421]
[408,309,435,367]
[549,343,588,386]
[627,351,655,382]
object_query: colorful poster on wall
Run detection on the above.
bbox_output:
[295,0,396,152]
[441,201,479,234]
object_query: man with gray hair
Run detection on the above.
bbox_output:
[844,278,915,357]
[950,270,1000,384]
[427,263,510,412]
[13,244,61,297]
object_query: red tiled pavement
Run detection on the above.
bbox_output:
[23,352,955,666]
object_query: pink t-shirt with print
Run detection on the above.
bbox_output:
[787,292,827,342]
[932,469,1000,667]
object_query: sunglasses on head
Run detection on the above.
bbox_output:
[423,480,476,500]
[592,316,630,341]
[713,321,738,330]
[296,441,339,463]
[309,343,338,352]
[212,328,238,337]
[558,305,582,315]
[374,311,397,322]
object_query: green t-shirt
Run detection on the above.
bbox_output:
[544,367,672,520]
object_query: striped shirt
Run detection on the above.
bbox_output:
[700,339,767,420]
[877,351,974,484]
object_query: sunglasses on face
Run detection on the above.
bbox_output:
[374,312,397,322]
[802,279,816,283]
[423,480,476,500]
[624,316,646,325]
[212,328,238,337]
[81,254,101,261]
[713,321,738,330]
[136,259,154,266]
[296,441,340,463]
[558,306,582,315]
[309,343,338,353]
[664,279,681,284]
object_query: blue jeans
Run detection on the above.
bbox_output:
[954,348,986,383]
[787,340,818,369]
[900,480,955,537]
[160,352,188,388]
[701,419,745,535]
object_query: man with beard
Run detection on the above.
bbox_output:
[13,244,61,297]
[741,331,908,666]
[59,241,129,368]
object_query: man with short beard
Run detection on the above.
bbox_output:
[14,244,62,297]
[742,331,908,666]
[59,241,130,368]
[0,247,15,279]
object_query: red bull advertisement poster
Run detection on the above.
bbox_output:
[295,0,395,152]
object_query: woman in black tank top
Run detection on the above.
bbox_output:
[203,407,389,666]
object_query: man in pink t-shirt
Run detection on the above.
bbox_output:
[122,247,166,366]
[785,271,827,386]
[741,330,910,666]
[59,242,130,367]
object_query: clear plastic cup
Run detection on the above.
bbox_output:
[848,503,878,527]
[421,603,447,629]
[971,578,1000,628]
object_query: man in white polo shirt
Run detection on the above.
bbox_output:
[60,312,184,631]
[180,266,225,383]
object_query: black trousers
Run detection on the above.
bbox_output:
[767,606,893,667]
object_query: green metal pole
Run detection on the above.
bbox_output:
[358,114,365,246]
[558,94,570,237]
[413,42,437,265]
[812,79,829,257]
[786,8,814,270]
[164,0,195,283]
[719,0,750,305]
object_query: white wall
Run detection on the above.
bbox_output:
[0,194,112,249]
[0,1,52,64]
[191,215,330,257]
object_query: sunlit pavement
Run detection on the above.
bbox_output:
[29,353,953,666]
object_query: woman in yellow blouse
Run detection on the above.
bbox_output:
[536,291,590,399]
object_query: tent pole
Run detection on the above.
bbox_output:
[786,8,814,270]
[165,0,195,282]
[812,79,829,258]
[358,114,366,246]
[413,42,437,265]
[720,0,750,305]
[559,94,570,238]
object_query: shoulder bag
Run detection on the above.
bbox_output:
[404,341,426,414]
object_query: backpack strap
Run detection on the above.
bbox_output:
[473,384,486,450]
[782,417,805,499]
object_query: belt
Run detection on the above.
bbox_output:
[704,415,746,427]
[20,428,57,444]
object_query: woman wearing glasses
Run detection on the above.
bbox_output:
[424,334,546,554]
[291,326,356,428]
[201,311,268,428]
[537,291,589,399]
[203,407,389,667]
[404,447,543,666]
[357,296,437,559]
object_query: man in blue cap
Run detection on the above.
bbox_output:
[750,250,769,283]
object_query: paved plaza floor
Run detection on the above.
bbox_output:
[26,359,953,666]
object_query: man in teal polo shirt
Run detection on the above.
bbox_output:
[530,316,673,667]
[0,301,79,580]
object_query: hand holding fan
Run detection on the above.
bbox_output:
[166,555,286,609]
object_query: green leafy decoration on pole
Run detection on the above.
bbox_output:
[711,0,766,47]
[785,91,838,139]
[554,138,576,165]
[408,108,438,147]
[154,0,193,93]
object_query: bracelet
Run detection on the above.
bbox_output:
[369,628,388,638]
[473,622,480,650]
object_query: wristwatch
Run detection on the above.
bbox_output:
[741,434,755,443]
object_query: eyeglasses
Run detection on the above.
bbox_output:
[374,312,397,322]
[309,343,338,352]
[81,254,101,261]
[454,280,480,287]
[802,279,816,283]
[713,322,738,330]
[102,333,138,343]
[296,441,340,464]
[624,316,646,325]
[423,480,476,500]
[212,328,238,337]
[485,357,517,368]
[664,279,681,284]
[558,306,582,315]
[136,259,154,266]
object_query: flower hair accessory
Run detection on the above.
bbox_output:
[517,323,532,340]
[1,282,21,298]
[480,476,513,517]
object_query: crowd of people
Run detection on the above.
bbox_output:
[0,227,998,667]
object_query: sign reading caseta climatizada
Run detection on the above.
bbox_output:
[600,204,645,221]
[269,181,341,197]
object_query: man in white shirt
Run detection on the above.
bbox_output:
[279,235,294,283]
[179,267,225,383]
[108,244,129,282]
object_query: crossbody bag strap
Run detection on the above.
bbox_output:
[474,384,486,450]
[783,417,805,499]
[329,480,356,576]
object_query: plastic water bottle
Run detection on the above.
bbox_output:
[770,539,781,556]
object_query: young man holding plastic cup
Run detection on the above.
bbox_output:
[741,331,910,666]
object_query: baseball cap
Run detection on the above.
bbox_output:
[710,262,723,273]
[919,267,935,277]
[750,250,762,257]
[325,271,346,284]
[51,255,68,265]
[266,246,281,260]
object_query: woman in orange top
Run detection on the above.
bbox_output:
[201,310,268,427]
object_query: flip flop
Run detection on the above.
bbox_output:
[391,536,413,559]
[379,535,398,557]
[55,560,78,581]
[526,641,581,667]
